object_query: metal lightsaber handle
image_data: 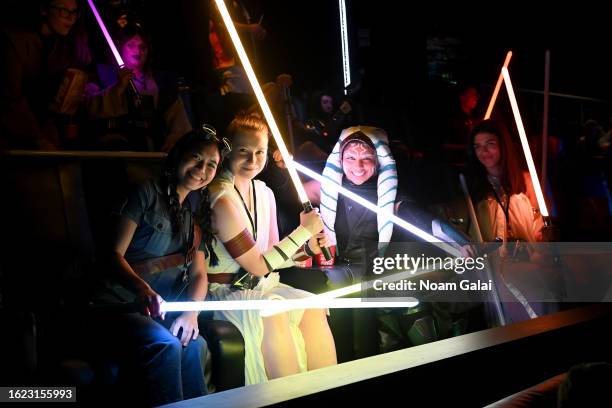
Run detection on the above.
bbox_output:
[459,174,506,326]
[127,77,142,107]
[302,201,332,260]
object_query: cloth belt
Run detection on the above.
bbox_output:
[207,273,235,284]
[132,224,202,276]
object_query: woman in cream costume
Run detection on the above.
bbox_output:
[207,114,337,385]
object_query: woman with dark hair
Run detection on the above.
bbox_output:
[206,114,337,385]
[94,127,229,406]
[465,120,554,324]
[1,0,91,150]
[87,22,192,152]
[466,119,543,245]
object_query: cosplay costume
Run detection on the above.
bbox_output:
[472,173,551,323]
[476,183,543,243]
[320,126,399,263]
[207,169,316,385]
[473,173,544,256]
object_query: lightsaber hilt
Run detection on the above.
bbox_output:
[128,78,142,107]
[302,201,332,261]
[120,65,142,107]
[541,215,559,244]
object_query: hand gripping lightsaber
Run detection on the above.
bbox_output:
[127,163,489,316]
[484,51,513,120]
[214,0,331,260]
[105,159,471,316]
[501,67,549,219]
[86,0,141,106]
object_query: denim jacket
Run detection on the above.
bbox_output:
[97,178,202,303]
[118,178,195,263]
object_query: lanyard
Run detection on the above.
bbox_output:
[488,181,514,239]
[234,180,258,241]
[491,188,510,225]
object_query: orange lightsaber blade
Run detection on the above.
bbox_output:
[484,51,513,120]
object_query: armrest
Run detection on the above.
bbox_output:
[199,317,245,391]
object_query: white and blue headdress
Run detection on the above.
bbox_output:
[320,126,398,246]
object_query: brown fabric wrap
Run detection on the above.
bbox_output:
[207,273,235,284]
[223,228,256,258]
[132,224,202,276]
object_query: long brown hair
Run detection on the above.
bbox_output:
[163,128,227,265]
[466,119,526,201]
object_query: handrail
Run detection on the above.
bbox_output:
[3,150,166,160]
[165,303,612,408]
[517,88,611,104]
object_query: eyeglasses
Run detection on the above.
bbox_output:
[200,124,232,158]
[49,5,80,18]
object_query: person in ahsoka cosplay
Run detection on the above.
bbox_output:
[319,126,481,350]
[319,126,401,271]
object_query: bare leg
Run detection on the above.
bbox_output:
[299,309,337,370]
[261,312,300,379]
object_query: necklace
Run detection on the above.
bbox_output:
[234,180,257,240]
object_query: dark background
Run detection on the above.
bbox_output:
[4,0,612,145]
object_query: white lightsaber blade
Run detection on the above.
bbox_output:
[293,161,463,258]
[259,268,426,317]
[160,298,418,314]
[214,0,308,204]
[339,0,351,95]
[501,67,549,217]
[87,0,125,67]
[484,51,513,120]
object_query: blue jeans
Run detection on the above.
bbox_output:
[95,311,208,406]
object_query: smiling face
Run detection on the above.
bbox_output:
[342,141,377,185]
[176,143,221,195]
[228,130,268,180]
[121,34,149,71]
[473,132,501,175]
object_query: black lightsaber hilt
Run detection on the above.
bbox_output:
[303,201,332,260]
[129,78,142,107]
